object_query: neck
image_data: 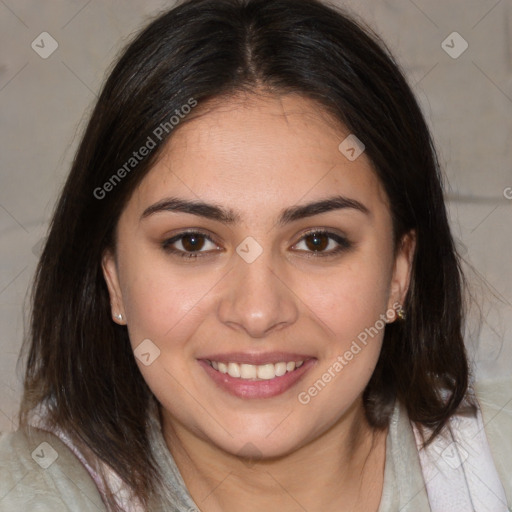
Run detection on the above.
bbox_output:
[161,398,388,512]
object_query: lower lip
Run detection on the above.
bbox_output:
[198,359,316,399]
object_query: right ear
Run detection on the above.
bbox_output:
[102,249,126,325]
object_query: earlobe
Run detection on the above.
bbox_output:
[387,230,416,321]
[101,250,126,324]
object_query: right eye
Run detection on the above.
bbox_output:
[162,230,221,259]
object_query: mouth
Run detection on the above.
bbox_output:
[207,359,304,380]
[198,354,316,399]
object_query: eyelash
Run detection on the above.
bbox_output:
[161,229,352,260]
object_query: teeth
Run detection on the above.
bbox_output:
[227,362,241,378]
[240,364,257,379]
[257,364,275,380]
[286,361,296,372]
[274,362,287,377]
[209,360,304,380]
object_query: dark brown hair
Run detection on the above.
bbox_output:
[20,0,475,508]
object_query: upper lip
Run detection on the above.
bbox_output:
[199,352,315,365]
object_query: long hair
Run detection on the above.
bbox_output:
[20,0,474,508]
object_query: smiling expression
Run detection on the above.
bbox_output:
[102,92,415,458]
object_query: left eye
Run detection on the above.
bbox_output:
[292,230,351,256]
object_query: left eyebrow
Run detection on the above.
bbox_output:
[277,195,371,226]
[140,194,371,226]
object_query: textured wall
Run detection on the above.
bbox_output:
[0,0,511,433]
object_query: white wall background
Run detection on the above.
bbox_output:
[0,0,511,433]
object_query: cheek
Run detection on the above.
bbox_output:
[119,251,217,347]
[303,253,391,342]
[294,252,391,406]
[297,273,388,417]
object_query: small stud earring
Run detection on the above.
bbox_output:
[116,313,123,321]
[396,307,406,321]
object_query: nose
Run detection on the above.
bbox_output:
[216,249,299,338]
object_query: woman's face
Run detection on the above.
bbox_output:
[103,93,415,459]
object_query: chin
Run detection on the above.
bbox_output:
[209,426,307,462]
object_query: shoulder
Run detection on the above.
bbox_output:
[474,374,512,505]
[0,426,106,511]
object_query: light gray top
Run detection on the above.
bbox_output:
[0,376,511,511]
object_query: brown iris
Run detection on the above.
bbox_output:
[181,233,206,252]
[304,232,329,252]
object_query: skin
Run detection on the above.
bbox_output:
[102,92,416,512]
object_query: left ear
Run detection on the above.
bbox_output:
[387,229,416,320]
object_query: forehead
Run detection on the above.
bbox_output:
[131,93,390,219]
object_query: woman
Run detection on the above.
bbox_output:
[0,0,510,510]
